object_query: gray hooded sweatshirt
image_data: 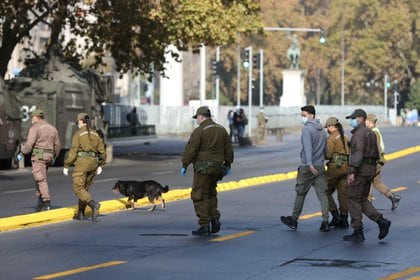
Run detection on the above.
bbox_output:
[300,118,327,166]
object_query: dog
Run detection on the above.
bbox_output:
[112,180,169,211]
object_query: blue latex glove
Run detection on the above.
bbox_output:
[224,167,231,176]
[17,153,23,161]
[181,167,187,176]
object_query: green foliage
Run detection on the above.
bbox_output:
[0,0,262,77]
[406,79,420,110]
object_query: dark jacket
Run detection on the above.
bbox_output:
[182,118,234,169]
[348,123,376,177]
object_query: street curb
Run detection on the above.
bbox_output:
[0,146,418,233]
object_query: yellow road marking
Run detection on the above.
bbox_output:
[33,260,127,280]
[407,276,420,280]
[392,186,408,192]
[380,266,420,280]
[210,230,256,242]
[300,212,322,220]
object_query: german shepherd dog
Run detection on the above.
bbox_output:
[112,180,169,211]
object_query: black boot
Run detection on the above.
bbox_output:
[319,221,330,232]
[87,200,100,221]
[343,228,365,242]
[192,225,210,236]
[42,200,51,211]
[340,214,349,228]
[329,210,342,227]
[74,200,86,220]
[211,218,221,234]
[377,217,391,240]
[35,197,43,212]
[389,193,401,211]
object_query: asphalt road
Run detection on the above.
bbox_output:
[0,126,419,280]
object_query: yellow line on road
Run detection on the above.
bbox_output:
[300,212,322,220]
[210,230,256,242]
[392,186,408,192]
[33,260,127,279]
[380,266,420,280]
[407,276,420,280]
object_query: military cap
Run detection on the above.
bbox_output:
[77,112,89,121]
[325,117,339,128]
[301,105,316,115]
[192,106,211,119]
[31,109,44,118]
[366,113,377,123]
[346,109,367,119]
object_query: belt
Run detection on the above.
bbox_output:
[33,147,54,153]
[77,151,97,157]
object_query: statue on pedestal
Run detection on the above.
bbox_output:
[287,34,300,70]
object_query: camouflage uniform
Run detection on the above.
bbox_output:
[64,113,106,220]
[182,109,234,233]
[21,110,60,210]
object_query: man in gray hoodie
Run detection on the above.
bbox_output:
[281,105,330,232]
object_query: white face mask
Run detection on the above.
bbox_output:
[301,117,308,125]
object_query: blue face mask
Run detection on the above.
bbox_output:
[350,118,358,128]
[301,117,308,125]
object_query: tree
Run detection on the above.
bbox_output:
[0,0,262,78]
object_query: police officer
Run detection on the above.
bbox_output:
[325,117,350,228]
[256,107,268,144]
[365,113,401,210]
[181,106,234,236]
[19,109,61,211]
[63,113,106,221]
[344,109,391,242]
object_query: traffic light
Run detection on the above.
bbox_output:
[385,75,391,89]
[252,53,260,69]
[211,60,219,76]
[242,49,250,69]
[319,28,326,44]
[393,80,399,93]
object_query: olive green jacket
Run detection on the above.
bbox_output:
[64,126,106,172]
[182,118,234,170]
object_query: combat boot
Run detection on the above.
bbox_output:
[192,225,210,236]
[319,221,330,232]
[328,210,342,228]
[340,215,349,228]
[35,197,43,212]
[377,217,391,240]
[87,200,100,222]
[74,200,86,220]
[343,229,365,242]
[211,218,221,234]
[389,193,401,211]
[280,216,298,230]
[42,200,51,211]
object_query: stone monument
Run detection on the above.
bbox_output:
[279,34,306,107]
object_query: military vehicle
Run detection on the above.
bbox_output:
[6,53,113,165]
[0,77,21,169]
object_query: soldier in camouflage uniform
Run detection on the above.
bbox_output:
[63,113,106,221]
[182,106,234,236]
[324,117,350,228]
[20,109,61,211]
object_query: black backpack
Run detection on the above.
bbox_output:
[363,130,380,161]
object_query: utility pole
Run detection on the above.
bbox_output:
[199,45,206,105]
[237,45,241,108]
[244,46,252,137]
[215,46,220,120]
[259,49,264,108]
[384,74,389,121]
